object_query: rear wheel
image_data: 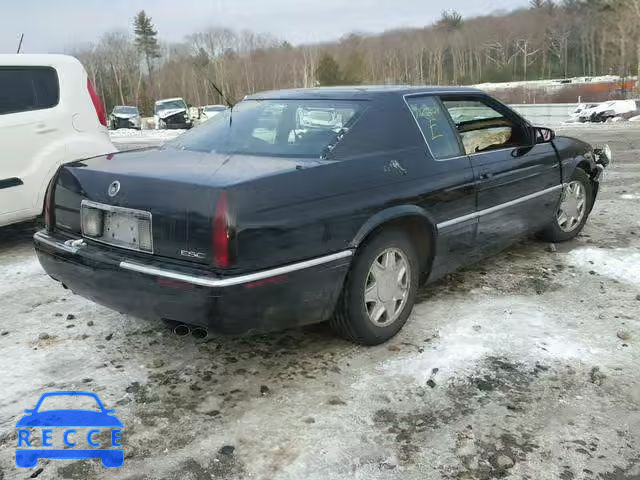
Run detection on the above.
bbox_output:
[331,229,420,345]
[540,168,593,242]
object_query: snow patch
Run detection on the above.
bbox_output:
[109,129,184,144]
[621,194,640,200]
[567,247,640,287]
[0,258,45,295]
[354,296,596,391]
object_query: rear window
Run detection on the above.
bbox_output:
[113,106,139,114]
[0,67,59,115]
[155,99,187,113]
[170,99,366,158]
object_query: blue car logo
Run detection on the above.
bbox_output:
[15,391,123,468]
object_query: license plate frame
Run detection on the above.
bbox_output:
[80,200,153,254]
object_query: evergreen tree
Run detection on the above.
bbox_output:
[316,53,342,86]
[134,11,161,79]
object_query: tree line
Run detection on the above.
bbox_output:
[71,1,640,115]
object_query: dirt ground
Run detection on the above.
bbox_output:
[0,124,639,480]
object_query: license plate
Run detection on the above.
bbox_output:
[81,200,153,253]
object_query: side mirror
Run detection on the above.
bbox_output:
[535,127,555,144]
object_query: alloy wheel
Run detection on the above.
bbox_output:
[363,247,411,327]
[557,181,587,233]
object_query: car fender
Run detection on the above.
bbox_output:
[552,136,597,183]
[349,204,437,248]
[34,133,116,215]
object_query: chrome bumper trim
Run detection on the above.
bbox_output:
[34,231,81,254]
[34,229,353,288]
[120,250,353,287]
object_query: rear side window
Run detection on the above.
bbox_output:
[405,96,463,160]
[0,67,59,115]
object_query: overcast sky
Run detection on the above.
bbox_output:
[1,0,529,54]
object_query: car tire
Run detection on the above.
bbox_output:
[330,229,420,345]
[540,168,593,243]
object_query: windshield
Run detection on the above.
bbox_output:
[113,106,138,115]
[170,99,365,158]
[155,99,187,112]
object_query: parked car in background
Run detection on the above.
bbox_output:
[109,105,141,130]
[0,54,115,228]
[34,86,610,345]
[154,97,192,129]
[576,99,640,123]
[200,104,227,121]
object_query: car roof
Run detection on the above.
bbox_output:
[246,85,484,100]
[156,97,185,104]
[0,53,83,68]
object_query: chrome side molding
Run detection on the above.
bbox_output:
[437,184,564,230]
[120,250,353,288]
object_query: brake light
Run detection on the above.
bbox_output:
[212,192,231,268]
[86,78,107,126]
[44,178,55,231]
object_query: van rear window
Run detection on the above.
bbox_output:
[0,67,59,115]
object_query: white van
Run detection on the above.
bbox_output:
[0,54,116,227]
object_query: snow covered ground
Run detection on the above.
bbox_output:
[1,125,639,479]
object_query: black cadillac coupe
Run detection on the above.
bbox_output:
[34,86,611,345]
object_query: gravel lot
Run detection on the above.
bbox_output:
[1,124,639,480]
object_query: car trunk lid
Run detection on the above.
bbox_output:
[52,147,315,266]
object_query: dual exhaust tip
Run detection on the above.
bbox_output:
[172,324,208,339]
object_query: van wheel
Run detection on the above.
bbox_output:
[540,168,593,242]
[330,229,420,345]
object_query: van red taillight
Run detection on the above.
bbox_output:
[212,192,231,268]
[87,78,107,126]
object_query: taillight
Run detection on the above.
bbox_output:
[212,192,231,268]
[87,78,107,126]
[44,178,55,231]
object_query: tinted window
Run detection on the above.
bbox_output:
[0,67,59,115]
[441,98,530,154]
[113,106,139,114]
[406,96,463,160]
[170,99,365,158]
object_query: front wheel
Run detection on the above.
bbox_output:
[540,168,593,242]
[330,229,420,345]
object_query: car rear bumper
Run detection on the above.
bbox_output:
[34,231,351,335]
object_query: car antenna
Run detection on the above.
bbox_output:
[16,33,24,53]
[192,63,234,109]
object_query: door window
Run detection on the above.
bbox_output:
[405,96,463,160]
[440,98,530,154]
[0,67,59,115]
